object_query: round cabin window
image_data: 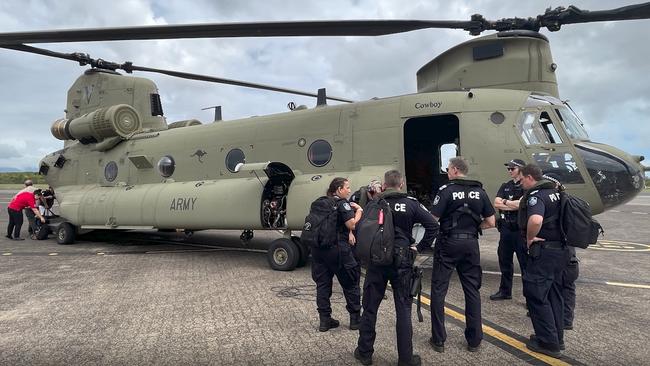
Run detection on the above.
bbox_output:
[226,148,245,173]
[308,140,332,167]
[157,155,175,178]
[104,161,118,182]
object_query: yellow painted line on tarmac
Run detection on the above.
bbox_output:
[2,252,12,256]
[605,281,650,289]
[48,253,58,256]
[97,252,105,255]
[418,294,570,366]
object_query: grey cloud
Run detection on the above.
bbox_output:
[0,143,21,159]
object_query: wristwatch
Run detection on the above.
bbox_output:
[502,198,507,205]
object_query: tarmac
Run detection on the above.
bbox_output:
[1,190,649,365]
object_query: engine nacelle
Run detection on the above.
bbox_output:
[51,104,141,142]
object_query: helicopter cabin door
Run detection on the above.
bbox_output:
[403,115,459,208]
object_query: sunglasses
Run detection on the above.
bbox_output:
[507,167,516,171]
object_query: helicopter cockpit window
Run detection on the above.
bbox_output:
[539,112,563,144]
[226,148,245,173]
[556,107,590,141]
[439,143,458,173]
[308,140,332,167]
[531,152,585,184]
[518,112,549,145]
[157,155,175,177]
[104,161,118,182]
[518,111,564,145]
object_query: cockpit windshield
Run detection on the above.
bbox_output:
[555,106,590,141]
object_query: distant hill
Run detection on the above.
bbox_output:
[0,167,21,173]
[0,172,44,184]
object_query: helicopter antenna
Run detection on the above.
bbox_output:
[0,44,354,103]
[201,106,223,121]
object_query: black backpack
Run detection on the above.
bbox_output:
[355,198,395,266]
[302,196,340,249]
[557,191,604,249]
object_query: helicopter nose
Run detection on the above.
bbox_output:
[575,143,646,210]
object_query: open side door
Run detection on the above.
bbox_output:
[235,161,295,228]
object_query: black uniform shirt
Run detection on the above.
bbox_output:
[335,197,356,242]
[526,188,562,242]
[431,179,495,234]
[382,190,439,251]
[496,180,524,223]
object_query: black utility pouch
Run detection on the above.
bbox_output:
[528,242,542,259]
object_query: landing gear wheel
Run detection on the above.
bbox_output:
[291,236,309,267]
[267,238,299,271]
[34,220,50,240]
[56,222,76,245]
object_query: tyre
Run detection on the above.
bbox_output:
[291,236,310,267]
[56,222,76,245]
[267,238,299,271]
[34,220,50,240]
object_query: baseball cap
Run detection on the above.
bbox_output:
[504,159,526,168]
[542,173,562,186]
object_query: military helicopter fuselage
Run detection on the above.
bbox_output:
[34,30,647,270]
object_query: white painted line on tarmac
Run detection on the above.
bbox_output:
[482,270,650,290]
[2,253,12,256]
[631,212,648,215]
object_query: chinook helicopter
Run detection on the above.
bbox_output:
[1,3,648,271]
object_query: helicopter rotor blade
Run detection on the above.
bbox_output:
[536,2,650,31]
[0,20,481,45]
[1,44,353,103]
[1,3,648,44]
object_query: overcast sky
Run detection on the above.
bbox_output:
[0,0,648,175]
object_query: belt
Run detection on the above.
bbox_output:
[540,241,564,250]
[443,233,478,239]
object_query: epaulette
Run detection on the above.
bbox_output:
[406,196,418,201]
[529,190,539,196]
[438,184,448,191]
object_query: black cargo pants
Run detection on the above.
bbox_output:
[311,241,361,317]
[497,227,527,295]
[523,242,570,350]
[357,248,415,362]
[431,237,483,347]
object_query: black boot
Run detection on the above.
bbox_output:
[319,315,340,332]
[397,354,421,366]
[350,313,361,330]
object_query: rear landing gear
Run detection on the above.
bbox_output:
[56,222,76,245]
[267,238,299,271]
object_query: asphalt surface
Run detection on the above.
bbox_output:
[1,190,649,365]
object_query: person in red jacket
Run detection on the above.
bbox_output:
[6,180,45,240]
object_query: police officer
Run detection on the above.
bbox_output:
[429,157,496,352]
[312,177,363,332]
[354,170,438,366]
[490,159,527,301]
[519,165,571,358]
[542,173,579,331]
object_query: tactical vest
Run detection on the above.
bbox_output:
[518,180,560,237]
[439,179,484,236]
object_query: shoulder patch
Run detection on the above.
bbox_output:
[529,190,539,196]
[343,202,351,211]
[438,185,448,191]
[433,195,441,206]
[528,196,538,206]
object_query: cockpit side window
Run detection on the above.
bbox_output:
[518,111,564,145]
[518,111,550,145]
